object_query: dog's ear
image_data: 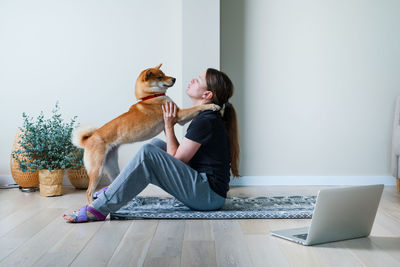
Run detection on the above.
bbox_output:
[155,63,162,69]
[145,70,153,80]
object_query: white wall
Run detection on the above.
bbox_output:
[2,0,399,187]
[222,0,400,184]
[0,0,220,184]
[182,0,220,107]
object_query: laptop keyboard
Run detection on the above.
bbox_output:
[293,233,308,240]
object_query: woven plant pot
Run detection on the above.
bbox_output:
[10,130,39,188]
[39,169,64,197]
[67,167,89,189]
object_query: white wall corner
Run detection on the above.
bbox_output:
[181,0,220,134]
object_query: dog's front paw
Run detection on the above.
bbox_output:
[205,104,221,111]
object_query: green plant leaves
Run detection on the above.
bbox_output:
[11,102,84,172]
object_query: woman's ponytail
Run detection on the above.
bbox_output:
[206,69,240,177]
[222,102,240,177]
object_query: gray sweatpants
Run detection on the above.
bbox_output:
[92,138,226,216]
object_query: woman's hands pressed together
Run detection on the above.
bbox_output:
[162,101,180,156]
[162,101,179,130]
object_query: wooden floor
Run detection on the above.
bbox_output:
[0,185,399,267]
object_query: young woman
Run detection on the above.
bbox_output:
[63,68,240,223]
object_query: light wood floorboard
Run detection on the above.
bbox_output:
[0,185,399,267]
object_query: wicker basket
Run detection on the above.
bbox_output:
[10,130,39,188]
[39,169,64,197]
[67,167,89,189]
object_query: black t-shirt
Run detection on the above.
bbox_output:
[185,110,231,198]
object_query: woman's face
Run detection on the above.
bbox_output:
[186,70,209,100]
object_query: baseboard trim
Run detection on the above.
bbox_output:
[0,174,111,187]
[0,174,73,186]
[1,175,396,187]
[0,175,16,185]
[229,176,396,186]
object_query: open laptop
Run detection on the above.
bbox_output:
[270,184,384,246]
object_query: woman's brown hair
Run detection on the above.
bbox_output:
[205,68,240,177]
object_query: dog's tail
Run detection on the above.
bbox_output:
[71,125,97,149]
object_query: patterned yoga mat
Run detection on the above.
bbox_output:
[110,195,317,220]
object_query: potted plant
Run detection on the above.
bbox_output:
[10,130,39,190]
[67,147,89,189]
[11,102,79,197]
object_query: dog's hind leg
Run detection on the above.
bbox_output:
[84,146,106,205]
[104,145,120,182]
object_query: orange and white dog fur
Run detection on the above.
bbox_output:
[72,64,220,204]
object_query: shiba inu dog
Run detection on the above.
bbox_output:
[72,64,220,204]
